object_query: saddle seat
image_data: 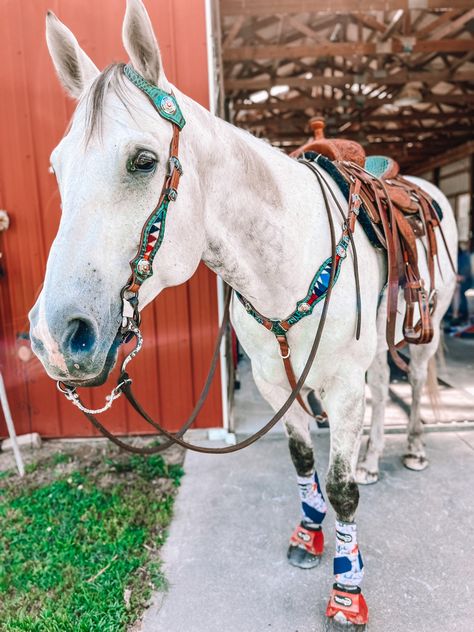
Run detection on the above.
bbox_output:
[292,118,418,215]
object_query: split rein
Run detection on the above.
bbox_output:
[56,65,350,456]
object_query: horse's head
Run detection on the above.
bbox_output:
[29,0,207,386]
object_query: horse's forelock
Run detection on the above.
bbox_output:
[84,62,133,141]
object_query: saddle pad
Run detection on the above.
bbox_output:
[303,152,384,250]
[364,155,399,180]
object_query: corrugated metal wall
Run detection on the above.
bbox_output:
[0,0,223,437]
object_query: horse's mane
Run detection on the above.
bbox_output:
[85,62,131,141]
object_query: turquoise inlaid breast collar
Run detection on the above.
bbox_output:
[120,67,360,362]
[236,155,362,339]
[57,66,359,445]
[121,68,358,349]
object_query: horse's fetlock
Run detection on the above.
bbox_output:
[287,429,314,477]
[327,455,359,522]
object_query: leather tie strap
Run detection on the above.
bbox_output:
[276,334,314,417]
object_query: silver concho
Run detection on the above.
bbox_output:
[298,302,311,313]
[136,258,151,275]
[161,95,177,115]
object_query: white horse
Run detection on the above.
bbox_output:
[29,0,457,627]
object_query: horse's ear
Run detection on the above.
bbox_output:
[46,11,99,99]
[122,0,168,88]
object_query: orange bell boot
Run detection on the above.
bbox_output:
[326,584,369,626]
[289,522,324,556]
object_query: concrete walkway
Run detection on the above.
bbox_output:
[138,431,474,632]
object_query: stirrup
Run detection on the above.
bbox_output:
[403,285,433,345]
[289,522,324,556]
[326,584,369,625]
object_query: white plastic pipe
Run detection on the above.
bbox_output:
[0,372,24,477]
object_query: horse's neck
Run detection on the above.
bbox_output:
[182,96,332,317]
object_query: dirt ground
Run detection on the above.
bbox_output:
[0,436,183,485]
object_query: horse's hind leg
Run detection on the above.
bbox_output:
[324,371,368,629]
[253,373,327,569]
[356,348,389,485]
[403,334,439,471]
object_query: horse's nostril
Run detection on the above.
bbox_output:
[67,318,97,355]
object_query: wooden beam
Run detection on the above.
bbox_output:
[221,1,474,17]
[225,70,474,91]
[223,39,474,61]
[325,109,474,123]
[252,123,474,137]
[223,15,245,48]
[421,8,474,40]
[409,140,474,173]
[355,13,387,34]
[287,16,323,40]
[235,93,474,111]
[380,8,405,42]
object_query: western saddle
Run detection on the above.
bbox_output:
[291,118,455,370]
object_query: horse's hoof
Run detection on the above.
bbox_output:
[287,522,324,569]
[325,586,369,631]
[402,454,429,471]
[355,467,379,485]
[287,544,322,569]
[324,619,368,631]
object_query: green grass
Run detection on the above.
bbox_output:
[0,450,184,632]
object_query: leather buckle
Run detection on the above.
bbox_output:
[167,156,183,177]
[165,187,178,201]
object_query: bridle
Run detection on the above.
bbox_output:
[58,64,185,414]
[55,64,355,455]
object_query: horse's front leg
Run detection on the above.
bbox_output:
[253,372,327,569]
[324,371,369,630]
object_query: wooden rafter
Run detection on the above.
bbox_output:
[222,1,474,16]
[223,40,474,61]
[225,70,474,91]
[219,2,474,169]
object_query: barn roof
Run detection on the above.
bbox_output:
[217,0,474,172]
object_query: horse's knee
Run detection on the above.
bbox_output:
[286,425,314,477]
[326,454,359,522]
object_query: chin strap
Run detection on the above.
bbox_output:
[57,320,142,415]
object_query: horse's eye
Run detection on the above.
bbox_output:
[129,151,157,174]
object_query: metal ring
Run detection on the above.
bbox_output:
[279,346,291,360]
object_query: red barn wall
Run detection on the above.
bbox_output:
[0,0,223,437]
